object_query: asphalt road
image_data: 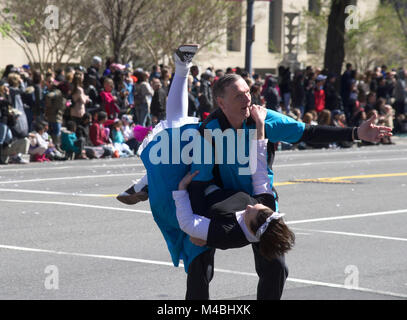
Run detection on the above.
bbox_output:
[0,137,406,300]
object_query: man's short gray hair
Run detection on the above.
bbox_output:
[213,74,243,100]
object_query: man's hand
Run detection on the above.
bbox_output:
[178,170,199,190]
[190,236,206,247]
[357,112,393,143]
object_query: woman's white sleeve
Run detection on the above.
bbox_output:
[250,139,273,195]
[172,190,210,240]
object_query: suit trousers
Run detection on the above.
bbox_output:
[186,246,288,300]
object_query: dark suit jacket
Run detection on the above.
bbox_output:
[204,189,276,250]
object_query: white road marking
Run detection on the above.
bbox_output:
[0,188,118,197]
[0,172,146,185]
[287,209,407,225]
[276,147,407,158]
[0,199,151,214]
[0,163,145,173]
[0,243,406,299]
[1,157,406,175]
[274,157,407,168]
[292,227,407,242]
[1,200,407,228]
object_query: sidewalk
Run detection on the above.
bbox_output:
[392,134,407,145]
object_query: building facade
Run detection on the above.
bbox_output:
[195,0,379,75]
[0,0,379,73]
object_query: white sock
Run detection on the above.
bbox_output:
[133,174,148,192]
[174,61,191,78]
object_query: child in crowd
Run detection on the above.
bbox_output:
[28,122,50,162]
[111,120,134,157]
[121,114,138,151]
[61,120,88,159]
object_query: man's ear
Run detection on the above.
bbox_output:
[216,96,225,111]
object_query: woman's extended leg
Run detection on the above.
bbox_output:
[166,45,198,124]
[116,44,198,205]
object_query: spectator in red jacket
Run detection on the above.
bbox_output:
[89,111,114,157]
[100,78,120,119]
[315,74,327,113]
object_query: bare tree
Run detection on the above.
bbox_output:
[385,0,407,42]
[135,0,241,68]
[0,0,97,72]
[345,3,407,71]
[94,0,156,63]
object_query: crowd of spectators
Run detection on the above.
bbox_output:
[1,57,406,165]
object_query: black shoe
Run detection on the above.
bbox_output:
[116,185,148,205]
[174,44,199,65]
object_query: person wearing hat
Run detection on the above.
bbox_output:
[87,56,102,90]
[315,74,327,113]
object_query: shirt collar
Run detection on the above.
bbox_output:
[236,210,259,243]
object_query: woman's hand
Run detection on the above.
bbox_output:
[250,104,267,125]
[250,105,267,140]
[178,170,199,190]
[190,236,206,247]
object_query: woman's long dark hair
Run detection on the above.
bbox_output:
[250,207,295,261]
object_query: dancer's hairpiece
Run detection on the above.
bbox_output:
[255,212,285,240]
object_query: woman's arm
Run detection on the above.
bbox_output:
[250,105,273,196]
[172,189,210,240]
[251,140,272,196]
[173,171,210,240]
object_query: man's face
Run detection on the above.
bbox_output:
[152,79,161,90]
[217,78,251,127]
